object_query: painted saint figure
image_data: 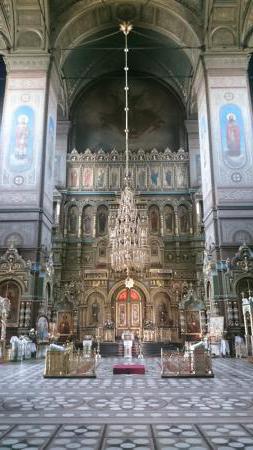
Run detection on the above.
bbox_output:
[226,113,241,156]
[149,207,160,233]
[150,169,159,186]
[158,302,167,326]
[178,205,189,233]
[59,314,71,334]
[70,169,78,187]
[83,168,93,187]
[37,316,49,342]
[138,169,146,189]
[83,214,91,235]
[165,169,172,187]
[97,168,105,188]
[97,206,108,236]
[92,301,99,323]
[15,115,29,159]
[68,207,78,234]
[164,206,174,233]
[83,206,92,235]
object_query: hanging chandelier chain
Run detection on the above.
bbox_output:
[109,22,148,280]
[124,30,129,182]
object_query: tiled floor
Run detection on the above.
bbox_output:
[1,357,253,448]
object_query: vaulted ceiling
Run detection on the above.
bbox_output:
[0,0,253,114]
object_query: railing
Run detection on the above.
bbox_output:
[44,344,96,378]
[161,347,213,377]
[0,340,5,362]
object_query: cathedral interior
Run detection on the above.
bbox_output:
[1,1,253,448]
[0,0,253,350]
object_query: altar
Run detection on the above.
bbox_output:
[121,330,134,358]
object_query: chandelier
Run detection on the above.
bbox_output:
[109,22,148,280]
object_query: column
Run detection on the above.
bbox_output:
[185,120,201,189]
[54,121,70,189]
[0,55,59,260]
[194,53,253,259]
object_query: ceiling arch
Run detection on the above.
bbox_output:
[50,1,202,110]
[62,25,194,107]
[51,0,203,52]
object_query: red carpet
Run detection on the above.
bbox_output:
[113,364,145,374]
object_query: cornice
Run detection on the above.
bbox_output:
[4,54,51,72]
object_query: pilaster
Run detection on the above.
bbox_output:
[194,52,253,257]
[0,54,60,256]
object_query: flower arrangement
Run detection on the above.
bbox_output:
[143,320,154,330]
[104,319,115,329]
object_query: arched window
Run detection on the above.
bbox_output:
[236,277,253,297]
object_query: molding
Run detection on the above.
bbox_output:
[203,53,249,71]
[4,54,50,72]
[67,147,189,163]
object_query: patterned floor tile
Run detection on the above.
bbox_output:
[102,437,154,449]
[156,436,209,449]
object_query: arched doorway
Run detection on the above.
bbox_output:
[115,288,143,338]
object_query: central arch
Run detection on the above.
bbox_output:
[108,280,150,338]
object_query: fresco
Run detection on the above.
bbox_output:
[219,103,246,169]
[199,115,208,170]
[198,102,212,200]
[46,116,55,181]
[8,105,35,173]
[195,154,201,184]
[72,78,185,151]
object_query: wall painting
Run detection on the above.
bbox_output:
[220,103,246,169]
[8,105,35,174]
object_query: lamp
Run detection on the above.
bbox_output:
[109,22,148,285]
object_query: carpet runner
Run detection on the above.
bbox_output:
[113,364,145,374]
